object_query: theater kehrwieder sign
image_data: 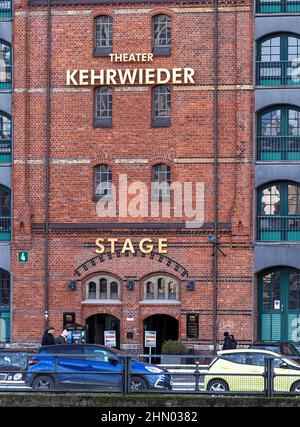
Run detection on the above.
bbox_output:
[66,52,195,86]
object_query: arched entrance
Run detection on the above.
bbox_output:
[85,314,120,349]
[258,267,300,342]
[143,314,179,355]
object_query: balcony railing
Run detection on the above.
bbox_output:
[0,65,12,90]
[256,0,300,13]
[257,215,300,241]
[0,216,10,240]
[0,138,11,163]
[0,1,11,19]
[258,136,300,160]
[256,61,300,86]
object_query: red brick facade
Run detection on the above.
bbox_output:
[12,0,254,350]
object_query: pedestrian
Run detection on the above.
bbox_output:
[222,331,235,350]
[41,327,56,346]
[56,329,68,345]
[230,334,238,349]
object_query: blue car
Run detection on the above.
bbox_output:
[25,344,172,392]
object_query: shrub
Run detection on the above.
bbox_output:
[161,340,188,355]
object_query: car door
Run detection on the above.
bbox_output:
[56,346,87,388]
[84,346,123,391]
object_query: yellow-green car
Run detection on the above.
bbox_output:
[204,349,300,393]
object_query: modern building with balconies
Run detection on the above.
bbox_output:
[255,0,300,342]
[0,0,12,344]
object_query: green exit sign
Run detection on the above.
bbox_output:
[18,251,29,263]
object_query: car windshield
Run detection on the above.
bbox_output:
[251,345,281,353]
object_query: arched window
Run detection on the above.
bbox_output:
[257,0,300,13]
[152,86,171,127]
[0,185,10,240]
[143,275,179,301]
[94,86,112,127]
[94,164,112,200]
[94,15,113,56]
[258,267,300,342]
[85,275,120,301]
[257,33,300,85]
[0,40,11,89]
[152,163,171,201]
[0,111,11,163]
[257,181,300,241]
[152,14,171,56]
[258,106,300,160]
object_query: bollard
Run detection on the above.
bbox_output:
[264,357,274,397]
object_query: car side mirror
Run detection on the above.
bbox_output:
[108,357,119,366]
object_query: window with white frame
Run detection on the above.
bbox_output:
[86,275,120,300]
[143,275,179,301]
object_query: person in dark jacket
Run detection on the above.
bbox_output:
[41,327,56,346]
[222,331,235,350]
[56,329,68,345]
[230,335,238,349]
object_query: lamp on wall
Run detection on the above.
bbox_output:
[68,280,77,291]
[126,279,135,291]
[186,279,195,291]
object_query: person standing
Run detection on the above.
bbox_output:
[56,329,68,344]
[222,331,235,350]
[230,335,238,349]
[41,327,56,346]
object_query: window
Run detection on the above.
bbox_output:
[0,111,11,163]
[94,164,112,200]
[153,14,171,56]
[0,269,9,309]
[94,15,112,56]
[152,86,171,127]
[257,33,300,86]
[257,182,300,241]
[143,275,179,301]
[94,86,112,127]
[152,163,171,201]
[0,40,11,90]
[0,185,10,240]
[85,275,120,301]
[256,0,300,14]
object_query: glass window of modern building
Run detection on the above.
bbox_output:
[94,86,112,127]
[152,163,171,201]
[258,268,300,342]
[85,275,120,300]
[256,0,300,13]
[152,86,171,127]
[256,33,300,86]
[94,164,112,200]
[258,106,300,160]
[94,15,112,56]
[153,14,171,56]
[257,182,300,241]
[0,184,10,240]
[0,40,11,90]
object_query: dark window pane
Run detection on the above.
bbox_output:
[95,16,112,48]
[88,281,96,299]
[153,86,170,118]
[100,278,107,299]
[153,15,171,47]
[0,186,10,217]
[110,281,118,299]
[263,271,280,310]
[0,41,11,84]
[289,271,300,309]
[152,163,171,200]
[95,87,112,119]
[94,164,112,198]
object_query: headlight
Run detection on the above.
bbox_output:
[145,366,163,373]
[13,373,22,381]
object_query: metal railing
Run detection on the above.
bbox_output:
[0,65,12,90]
[257,215,300,241]
[256,0,300,13]
[0,216,10,239]
[256,61,300,86]
[0,352,299,396]
[258,136,300,161]
[0,138,11,163]
[0,1,11,19]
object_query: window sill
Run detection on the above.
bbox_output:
[82,300,122,305]
[139,300,180,305]
[94,119,112,128]
[94,47,112,57]
[152,46,171,57]
[151,118,171,128]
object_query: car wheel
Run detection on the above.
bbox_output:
[290,381,300,393]
[32,375,55,391]
[207,379,229,393]
[130,376,147,391]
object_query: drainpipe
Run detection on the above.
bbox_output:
[44,0,52,330]
[212,0,219,352]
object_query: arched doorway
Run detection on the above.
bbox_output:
[85,314,120,349]
[143,314,179,355]
[258,267,300,342]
